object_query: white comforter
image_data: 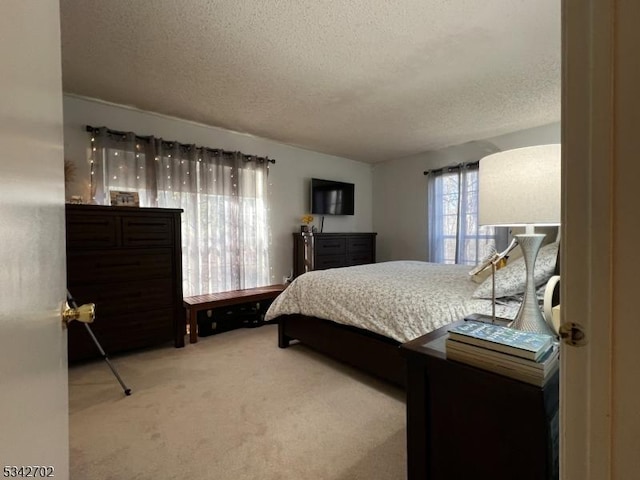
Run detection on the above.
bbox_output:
[265,261,518,343]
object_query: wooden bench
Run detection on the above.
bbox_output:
[183,284,286,343]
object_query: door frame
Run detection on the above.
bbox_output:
[561,0,640,477]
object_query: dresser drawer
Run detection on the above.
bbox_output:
[94,309,174,350]
[314,237,346,255]
[69,278,174,316]
[348,236,373,254]
[96,308,174,331]
[314,254,347,270]
[67,249,174,284]
[66,213,118,248]
[67,307,174,361]
[121,215,174,247]
[347,253,373,266]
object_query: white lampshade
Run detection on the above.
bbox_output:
[479,144,561,227]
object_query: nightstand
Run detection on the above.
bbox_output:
[401,320,559,480]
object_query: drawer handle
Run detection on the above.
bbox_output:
[126,221,167,227]
[125,236,168,242]
[96,261,141,268]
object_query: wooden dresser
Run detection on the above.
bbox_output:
[65,204,184,362]
[292,232,376,278]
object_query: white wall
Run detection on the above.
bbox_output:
[372,122,561,262]
[63,95,373,284]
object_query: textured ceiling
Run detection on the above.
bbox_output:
[60,0,560,163]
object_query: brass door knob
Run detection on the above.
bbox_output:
[62,302,95,327]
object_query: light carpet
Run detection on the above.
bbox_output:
[69,324,406,479]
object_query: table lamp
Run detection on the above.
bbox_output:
[478,144,561,336]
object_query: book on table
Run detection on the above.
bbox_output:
[445,341,559,387]
[446,338,559,375]
[448,320,554,361]
[446,338,559,386]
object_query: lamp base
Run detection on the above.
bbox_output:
[510,234,556,337]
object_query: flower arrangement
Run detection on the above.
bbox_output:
[300,214,314,233]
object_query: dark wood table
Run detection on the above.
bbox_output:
[401,320,559,480]
[183,284,286,343]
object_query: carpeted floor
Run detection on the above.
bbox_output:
[69,324,406,479]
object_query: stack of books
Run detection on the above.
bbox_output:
[446,320,559,387]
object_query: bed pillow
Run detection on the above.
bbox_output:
[472,242,559,299]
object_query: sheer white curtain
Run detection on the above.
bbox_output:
[90,127,271,296]
[427,163,507,265]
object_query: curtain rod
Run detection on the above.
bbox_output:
[86,125,276,164]
[423,160,479,176]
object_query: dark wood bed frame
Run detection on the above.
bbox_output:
[277,314,407,387]
[276,244,561,390]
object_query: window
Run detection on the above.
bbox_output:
[90,127,271,296]
[427,163,505,265]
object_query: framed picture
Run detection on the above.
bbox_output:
[110,190,140,207]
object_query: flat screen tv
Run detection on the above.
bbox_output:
[310,178,355,215]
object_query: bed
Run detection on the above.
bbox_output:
[266,246,559,387]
